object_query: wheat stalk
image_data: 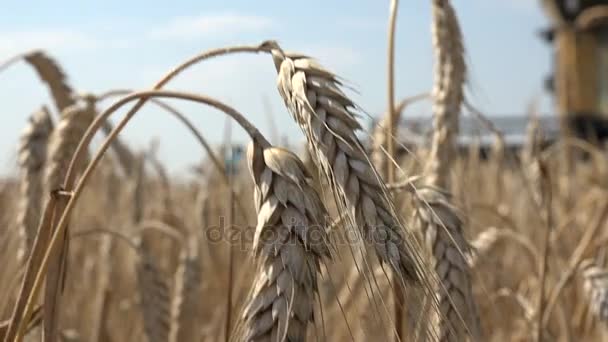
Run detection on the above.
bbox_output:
[42,97,96,341]
[16,106,54,262]
[371,93,429,178]
[239,138,331,342]
[411,1,481,341]
[581,259,608,324]
[269,43,421,284]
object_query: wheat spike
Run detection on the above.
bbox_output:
[45,98,96,192]
[169,244,202,342]
[269,44,421,284]
[413,188,480,341]
[136,239,171,342]
[240,138,330,342]
[581,259,608,324]
[425,0,466,188]
[43,97,96,341]
[411,1,481,341]
[24,51,75,114]
[16,106,54,262]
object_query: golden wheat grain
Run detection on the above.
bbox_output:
[16,106,54,262]
[413,188,480,341]
[269,43,421,284]
[240,138,330,342]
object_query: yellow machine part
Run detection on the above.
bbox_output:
[552,5,608,118]
[554,27,599,116]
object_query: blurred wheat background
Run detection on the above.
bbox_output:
[1,1,608,342]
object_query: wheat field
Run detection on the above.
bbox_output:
[1,1,608,341]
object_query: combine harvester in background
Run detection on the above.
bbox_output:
[392,0,608,158]
[540,0,608,141]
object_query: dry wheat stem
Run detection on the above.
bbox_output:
[0,51,32,74]
[269,42,424,288]
[386,1,405,339]
[43,97,96,342]
[98,118,136,175]
[8,193,58,342]
[64,43,274,190]
[13,90,270,341]
[95,90,253,223]
[371,92,430,177]
[386,0,399,185]
[415,1,481,341]
[119,92,252,223]
[239,139,330,342]
[16,107,54,262]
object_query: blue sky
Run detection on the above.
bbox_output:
[0,0,551,175]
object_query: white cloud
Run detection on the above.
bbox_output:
[0,29,96,56]
[149,13,274,40]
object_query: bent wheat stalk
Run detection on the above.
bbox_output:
[8,42,270,341]
[239,138,330,341]
[0,50,75,114]
[11,89,281,342]
[16,107,54,262]
[23,51,76,114]
[10,41,290,341]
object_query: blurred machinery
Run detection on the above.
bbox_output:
[540,0,608,140]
